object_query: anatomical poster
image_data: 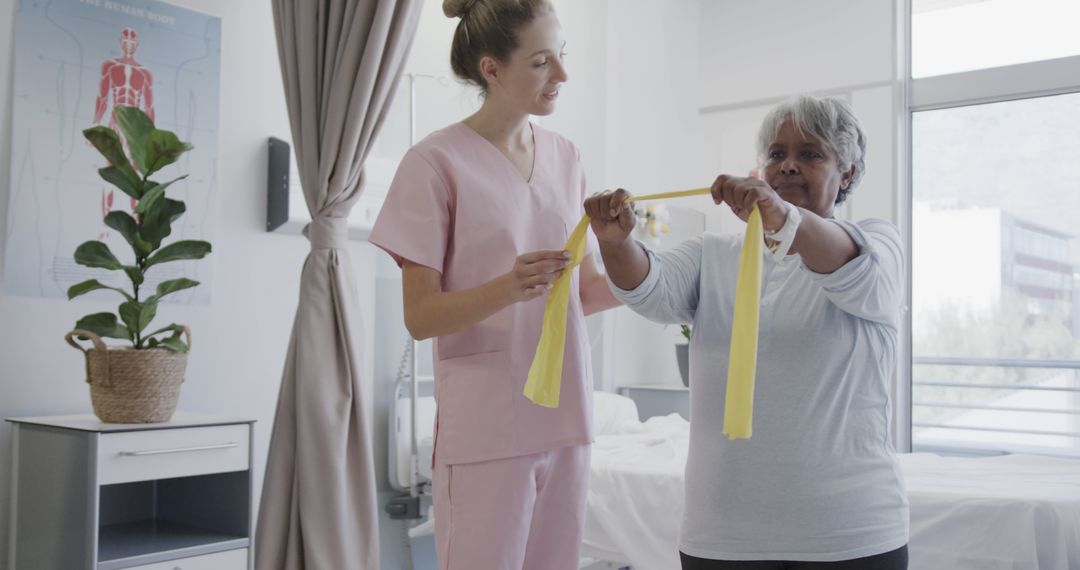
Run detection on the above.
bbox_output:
[3,0,220,304]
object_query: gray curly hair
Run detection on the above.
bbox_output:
[756,95,867,205]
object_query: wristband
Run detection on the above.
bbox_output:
[764,201,801,260]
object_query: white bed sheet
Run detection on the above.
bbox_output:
[582,413,1080,570]
[904,452,1080,570]
[583,413,688,570]
[399,393,1080,570]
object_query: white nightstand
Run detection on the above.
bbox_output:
[617,384,690,420]
[7,413,255,570]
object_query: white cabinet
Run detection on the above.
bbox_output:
[120,548,248,570]
[97,425,250,485]
[7,413,255,570]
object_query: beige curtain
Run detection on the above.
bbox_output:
[256,1,421,568]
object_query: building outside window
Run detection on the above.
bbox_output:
[909,0,1080,456]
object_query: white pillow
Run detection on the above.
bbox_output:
[593,391,641,435]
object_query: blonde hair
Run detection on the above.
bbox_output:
[443,0,555,94]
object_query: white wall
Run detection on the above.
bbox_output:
[601,0,708,390]
[699,0,894,108]
[0,0,380,562]
[697,0,898,225]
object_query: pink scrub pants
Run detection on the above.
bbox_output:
[433,443,590,570]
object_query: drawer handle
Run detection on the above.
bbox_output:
[118,442,239,456]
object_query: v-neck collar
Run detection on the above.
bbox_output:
[458,121,538,185]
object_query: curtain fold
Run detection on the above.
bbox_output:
[256,1,422,568]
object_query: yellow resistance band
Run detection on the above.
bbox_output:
[722,203,762,439]
[522,187,763,439]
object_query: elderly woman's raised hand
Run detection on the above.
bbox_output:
[585,189,637,245]
[710,174,791,233]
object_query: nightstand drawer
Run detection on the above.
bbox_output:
[98,425,249,485]
[123,547,247,569]
[618,385,690,420]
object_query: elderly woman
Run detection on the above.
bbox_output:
[585,95,908,569]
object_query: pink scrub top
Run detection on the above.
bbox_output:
[369,122,597,465]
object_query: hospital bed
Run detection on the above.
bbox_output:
[389,390,1080,570]
[583,394,1080,570]
[388,375,436,494]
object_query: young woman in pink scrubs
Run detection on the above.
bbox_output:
[369,0,619,568]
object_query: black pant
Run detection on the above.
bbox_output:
[680,545,908,570]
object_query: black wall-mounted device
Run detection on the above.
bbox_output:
[266,137,291,232]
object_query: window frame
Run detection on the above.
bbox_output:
[903,0,1080,456]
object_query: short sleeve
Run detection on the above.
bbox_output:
[368,149,451,272]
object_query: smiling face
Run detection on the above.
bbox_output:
[762,119,855,218]
[482,12,567,116]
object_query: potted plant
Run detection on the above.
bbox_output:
[63,106,211,423]
[676,324,691,387]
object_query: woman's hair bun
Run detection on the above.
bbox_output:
[443,0,481,18]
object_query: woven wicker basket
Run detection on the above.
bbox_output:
[65,328,190,423]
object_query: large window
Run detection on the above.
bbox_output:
[910,1,1080,457]
[912,0,1080,78]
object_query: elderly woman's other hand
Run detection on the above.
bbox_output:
[585,189,637,245]
[710,174,790,232]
